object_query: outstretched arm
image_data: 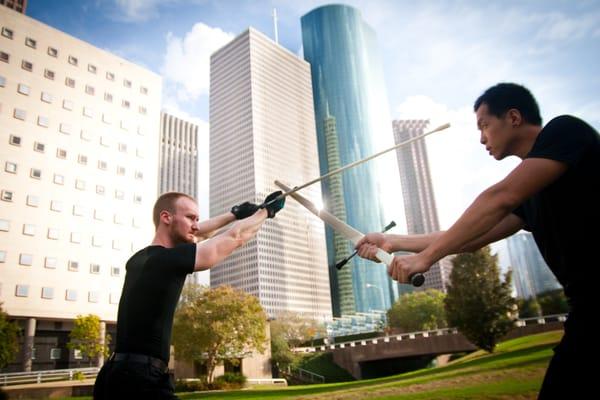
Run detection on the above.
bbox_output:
[194,212,236,242]
[194,209,268,271]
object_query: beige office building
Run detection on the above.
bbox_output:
[209,28,332,321]
[0,8,161,371]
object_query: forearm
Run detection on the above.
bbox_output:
[421,187,516,264]
[387,232,444,253]
[195,212,236,241]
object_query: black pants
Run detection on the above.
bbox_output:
[93,359,178,400]
[538,312,593,399]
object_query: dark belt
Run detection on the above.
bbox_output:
[110,352,168,373]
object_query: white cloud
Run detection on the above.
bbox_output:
[394,95,520,230]
[112,0,167,22]
[534,11,600,41]
[161,23,234,102]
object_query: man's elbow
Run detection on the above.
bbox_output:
[483,185,523,213]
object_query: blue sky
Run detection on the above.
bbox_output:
[27,0,600,235]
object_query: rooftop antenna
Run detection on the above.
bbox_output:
[272,8,279,44]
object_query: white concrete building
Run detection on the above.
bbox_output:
[209,28,332,321]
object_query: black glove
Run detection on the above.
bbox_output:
[230,201,259,219]
[263,191,285,218]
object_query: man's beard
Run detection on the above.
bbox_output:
[171,227,194,245]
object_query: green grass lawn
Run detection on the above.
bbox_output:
[64,330,562,400]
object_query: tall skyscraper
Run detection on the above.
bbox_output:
[392,119,452,292]
[0,0,26,14]
[159,111,199,199]
[302,4,399,316]
[0,8,161,371]
[209,28,332,321]
[506,232,562,299]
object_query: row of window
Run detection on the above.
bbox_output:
[1,26,149,94]
[12,285,119,304]
[0,220,137,247]
[0,250,121,276]
[29,348,82,361]
[1,75,148,115]
[6,135,145,178]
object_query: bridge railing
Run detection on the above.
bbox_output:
[0,367,99,386]
[293,313,567,353]
[287,366,325,384]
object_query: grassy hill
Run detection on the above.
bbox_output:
[63,330,562,400]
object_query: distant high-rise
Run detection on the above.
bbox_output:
[302,4,399,316]
[0,0,26,14]
[159,112,198,198]
[209,28,332,320]
[0,8,161,371]
[392,120,452,292]
[506,232,562,299]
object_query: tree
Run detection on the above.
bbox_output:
[67,314,111,367]
[537,289,569,315]
[0,303,20,369]
[172,285,267,383]
[269,312,326,374]
[516,297,542,318]
[444,247,516,352]
[387,289,448,332]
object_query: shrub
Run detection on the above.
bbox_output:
[213,373,247,389]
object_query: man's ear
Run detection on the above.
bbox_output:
[160,210,172,225]
[507,108,523,127]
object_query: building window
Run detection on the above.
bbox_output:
[48,47,58,57]
[73,349,82,360]
[88,292,99,303]
[123,79,132,88]
[22,224,36,236]
[21,60,33,72]
[133,194,142,204]
[16,285,29,297]
[136,148,144,158]
[113,214,124,225]
[1,27,14,39]
[118,143,128,153]
[19,254,33,266]
[121,100,130,109]
[0,219,10,232]
[59,123,72,135]
[33,142,45,152]
[100,135,111,147]
[50,200,63,212]
[53,174,64,185]
[95,185,105,196]
[0,250,6,263]
[114,190,124,200]
[94,209,105,220]
[25,37,37,48]
[80,130,92,141]
[82,107,93,118]
[139,106,147,115]
[17,83,30,95]
[26,195,39,207]
[47,228,59,240]
[90,263,100,273]
[116,166,126,176]
[106,71,114,81]
[9,135,21,146]
[140,86,148,95]
[14,108,26,120]
[88,64,97,74]
[45,257,57,269]
[104,92,113,102]
[111,266,121,276]
[134,171,143,180]
[50,348,62,359]
[30,168,42,179]
[68,260,79,272]
[5,162,17,174]
[68,55,78,66]
[65,77,75,88]
[97,160,107,170]
[102,114,111,125]
[44,69,55,80]
[78,154,88,165]
[120,120,128,131]
[70,233,82,244]
[0,75,5,87]
[0,51,9,63]
[75,179,86,190]
[56,148,67,159]
[1,190,13,202]
[37,115,49,127]
[42,287,54,299]
[62,99,73,110]
[85,85,95,95]
[73,205,85,216]
[41,91,53,103]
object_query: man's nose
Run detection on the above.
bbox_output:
[480,132,487,145]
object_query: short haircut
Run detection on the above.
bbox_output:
[152,192,195,229]
[474,83,542,126]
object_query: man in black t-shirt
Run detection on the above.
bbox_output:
[93,191,285,399]
[356,83,599,398]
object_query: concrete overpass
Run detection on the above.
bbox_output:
[294,314,566,379]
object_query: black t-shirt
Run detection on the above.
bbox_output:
[115,244,195,363]
[512,115,599,309]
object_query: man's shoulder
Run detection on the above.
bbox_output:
[543,115,598,138]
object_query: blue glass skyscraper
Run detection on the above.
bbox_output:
[302,5,397,316]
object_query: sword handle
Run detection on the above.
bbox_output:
[375,249,425,287]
